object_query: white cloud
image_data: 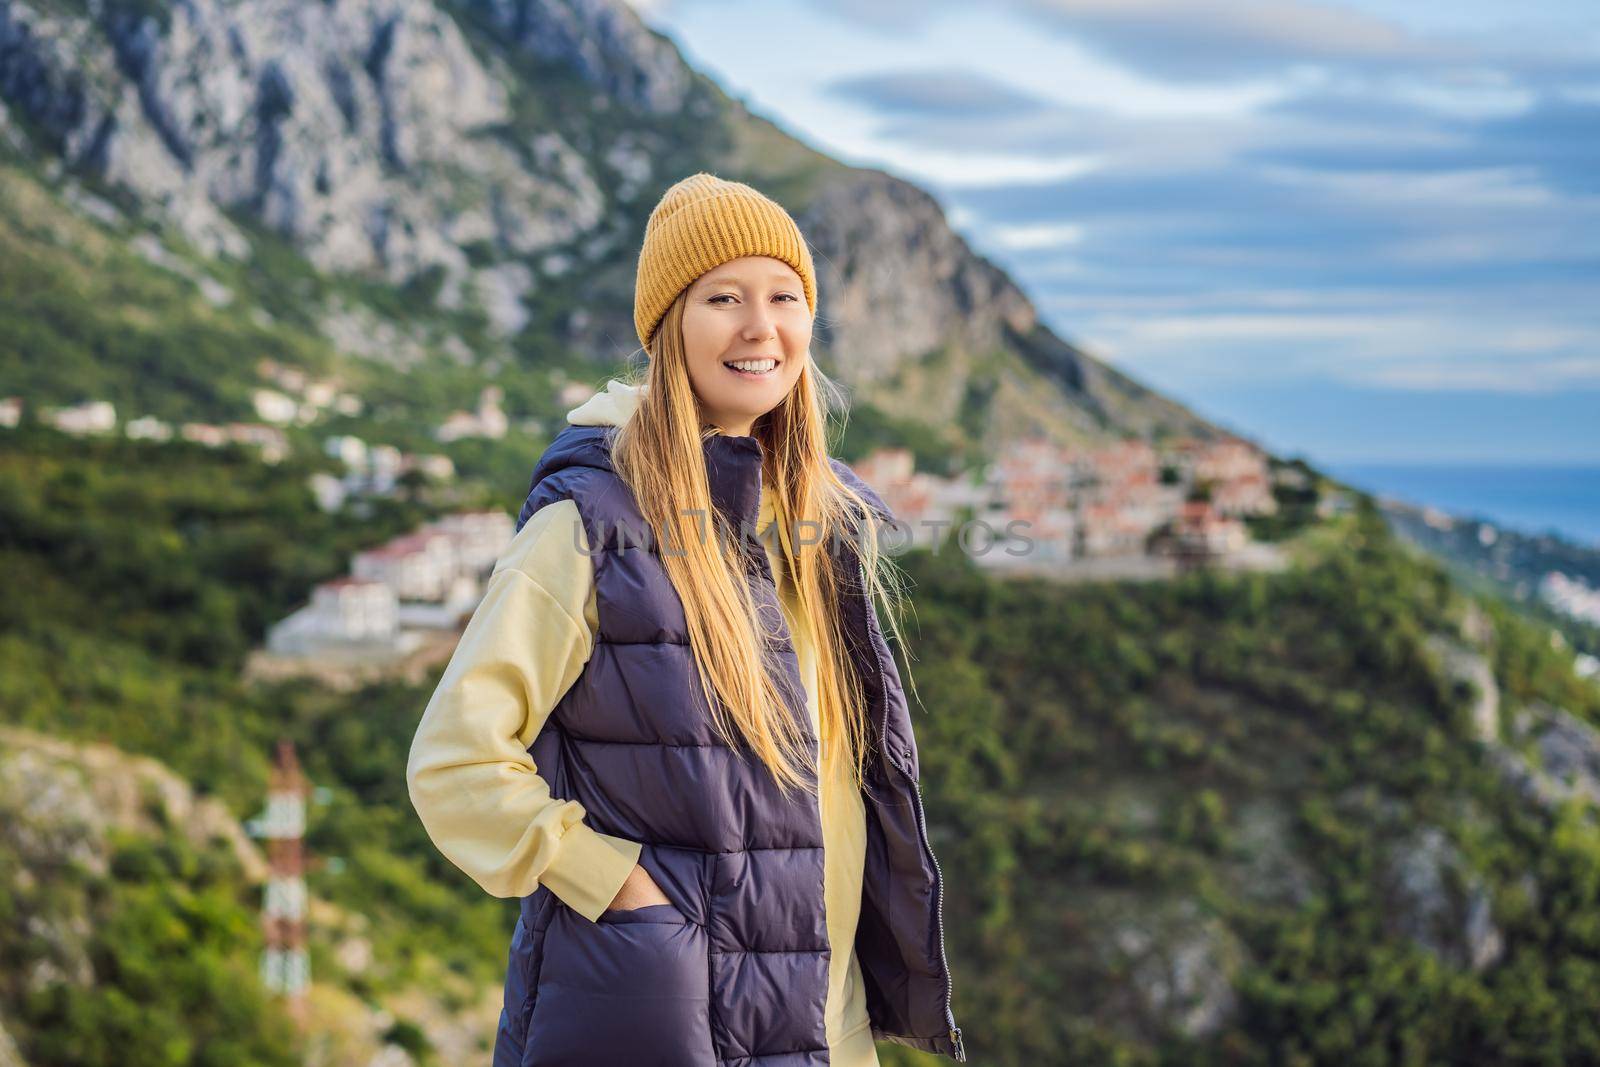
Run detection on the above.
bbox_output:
[1067,306,1599,394]
[1265,162,1557,208]
[987,221,1088,250]
[834,139,1107,189]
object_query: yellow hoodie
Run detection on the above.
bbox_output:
[406,380,878,1063]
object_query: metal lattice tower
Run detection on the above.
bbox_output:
[252,737,310,1025]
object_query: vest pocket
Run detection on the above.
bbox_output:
[520,899,714,1066]
[599,902,688,923]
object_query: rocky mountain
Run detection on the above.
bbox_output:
[0,0,1218,457]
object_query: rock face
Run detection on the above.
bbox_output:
[1425,630,1501,743]
[461,0,692,114]
[1104,898,1243,1039]
[1406,599,1600,973]
[800,170,1037,390]
[1494,701,1600,811]
[0,725,269,887]
[800,168,1208,445]
[0,0,1220,450]
[1425,607,1600,814]
[0,1016,26,1067]
[1384,825,1504,973]
[0,726,267,1012]
[0,0,602,296]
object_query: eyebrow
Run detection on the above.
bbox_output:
[698,274,797,288]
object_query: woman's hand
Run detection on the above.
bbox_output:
[606,862,673,911]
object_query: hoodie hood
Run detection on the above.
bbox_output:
[566,378,645,428]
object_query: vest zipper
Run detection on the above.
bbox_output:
[910,769,965,1061]
[858,556,965,1062]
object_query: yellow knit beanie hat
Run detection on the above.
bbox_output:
[633,172,818,351]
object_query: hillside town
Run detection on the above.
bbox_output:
[0,363,600,513]
[261,509,515,672]
[249,419,1296,678]
[0,392,305,462]
[7,372,1307,675]
[853,434,1291,580]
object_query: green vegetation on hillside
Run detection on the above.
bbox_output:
[0,166,325,423]
[0,815,301,1067]
[5,420,1600,1065]
[894,498,1600,1065]
[0,428,515,1064]
[0,158,560,492]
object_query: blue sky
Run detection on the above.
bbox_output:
[630,0,1599,465]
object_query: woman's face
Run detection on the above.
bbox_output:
[680,255,811,437]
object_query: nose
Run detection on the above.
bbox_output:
[741,304,777,341]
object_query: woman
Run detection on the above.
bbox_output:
[408,173,964,1066]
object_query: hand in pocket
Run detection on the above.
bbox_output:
[606,861,673,912]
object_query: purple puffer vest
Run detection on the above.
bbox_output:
[491,425,965,1066]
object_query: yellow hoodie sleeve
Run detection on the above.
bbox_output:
[406,498,642,923]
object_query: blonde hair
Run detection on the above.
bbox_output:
[609,291,910,797]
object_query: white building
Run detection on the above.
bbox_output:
[397,573,484,629]
[126,415,174,441]
[368,445,403,493]
[253,388,299,425]
[267,577,403,654]
[428,510,515,575]
[435,386,508,442]
[972,507,1077,569]
[352,529,457,601]
[312,577,398,639]
[1079,502,1150,556]
[408,453,456,481]
[309,472,347,513]
[262,510,514,664]
[226,423,289,464]
[45,400,116,435]
[182,423,228,447]
[558,381,596,408]
[325,435,369,471]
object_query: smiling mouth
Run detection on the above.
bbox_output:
[722,358,779,377]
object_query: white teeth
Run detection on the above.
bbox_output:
[724,359,777,373]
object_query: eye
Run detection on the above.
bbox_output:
[708,294,735,305]
[775,293,798,302]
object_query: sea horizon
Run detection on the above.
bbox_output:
[1323,461,1600,551]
